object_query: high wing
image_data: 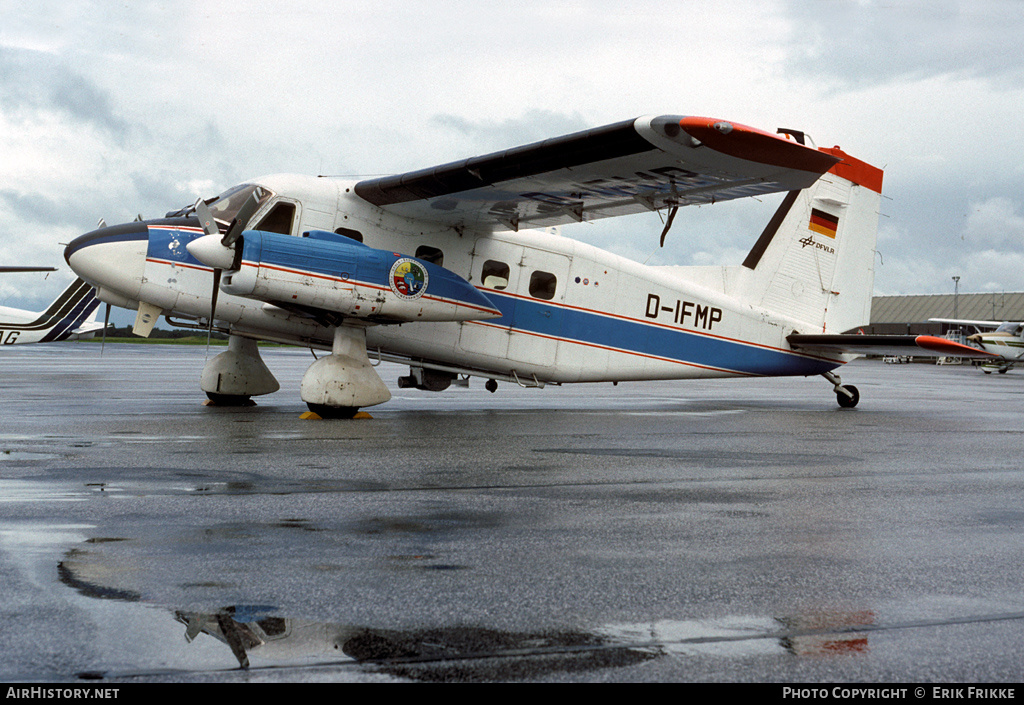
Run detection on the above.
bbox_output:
[788,334,999,359]
[928,317,1004,329]
[353,115,841,232]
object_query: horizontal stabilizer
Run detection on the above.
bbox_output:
[72,321,106,335]
[788,334,999,359]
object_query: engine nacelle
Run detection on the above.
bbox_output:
[221,230,501,323]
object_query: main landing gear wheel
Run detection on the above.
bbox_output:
[305,403,359,419]
[205,392,253,406]
[835,385,860,408]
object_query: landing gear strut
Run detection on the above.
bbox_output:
[822,370,859,408]
[300,326,391,418]
[200,335,280,405]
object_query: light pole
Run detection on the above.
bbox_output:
[952,276,960,319]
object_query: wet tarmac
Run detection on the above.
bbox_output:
[2,343,1024,683]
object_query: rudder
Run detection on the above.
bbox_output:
[740,148,884,334]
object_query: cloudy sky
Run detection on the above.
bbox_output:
[3,0,1024,324]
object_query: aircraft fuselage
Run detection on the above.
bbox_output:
[65,173,843,387]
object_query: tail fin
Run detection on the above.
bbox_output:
[0,278,101,344]
[739,148,884,333]
[39,279,101,342]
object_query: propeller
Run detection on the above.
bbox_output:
[189,187,265,353]
[193,199,225,354]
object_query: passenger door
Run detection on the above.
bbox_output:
[506,247,570,369]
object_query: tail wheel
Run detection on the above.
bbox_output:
[836,385,860,408]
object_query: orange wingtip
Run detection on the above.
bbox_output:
[915,335,998,357]
[679,117,840,175]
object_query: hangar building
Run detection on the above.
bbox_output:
[866,292,1024,335]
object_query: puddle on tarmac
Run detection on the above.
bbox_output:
[54,536,881,681]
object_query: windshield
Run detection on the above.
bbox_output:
[995,322,1019,334]
[206,184,275,227]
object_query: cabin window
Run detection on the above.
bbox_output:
[415,245,443,266]
[255,202,296,235]
[529,270,557,300]
[335,227,363,242]
[481,260,510,290]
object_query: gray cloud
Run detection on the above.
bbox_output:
[429,110,592,154]
[781,0,1024,90]
[0,189,77,229]
[0,47,131,141]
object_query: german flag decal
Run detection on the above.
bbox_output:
[809,208,839,239]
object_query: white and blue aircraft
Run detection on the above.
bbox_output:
[929,317,1024,373]
[0,268,103,345]
[62,114,993,416]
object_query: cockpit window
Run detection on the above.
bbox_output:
[995,322,1018,334]
[206,184,275,228]
[255,202,296,235]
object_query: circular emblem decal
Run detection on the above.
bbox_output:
[389,258,428,300]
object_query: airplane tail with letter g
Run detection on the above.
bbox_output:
[0,277,102,345]
[739,147,884,334]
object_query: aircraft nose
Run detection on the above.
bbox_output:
[64,222,149,303]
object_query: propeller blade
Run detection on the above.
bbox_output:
[194,199,220,237]
[221,187,264,247]
[206,267,221,356]
[101,303,110,356]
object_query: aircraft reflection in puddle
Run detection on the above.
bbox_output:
[174,606,655,679]
[176,607,351,670]
[57,542,872,679]
[175,605,873,678]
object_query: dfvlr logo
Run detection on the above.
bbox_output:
[645,293,723,330]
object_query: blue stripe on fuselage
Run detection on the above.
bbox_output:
[244,230,498,313]
[477,289,838,377]
[146,225,208,268]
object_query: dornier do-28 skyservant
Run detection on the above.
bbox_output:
[64,114,993,417]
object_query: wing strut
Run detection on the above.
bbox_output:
[659,205,679,247]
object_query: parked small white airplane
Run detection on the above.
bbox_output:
[63,114,994,415]
[0,270,103,345]
[930,318,1024,373]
